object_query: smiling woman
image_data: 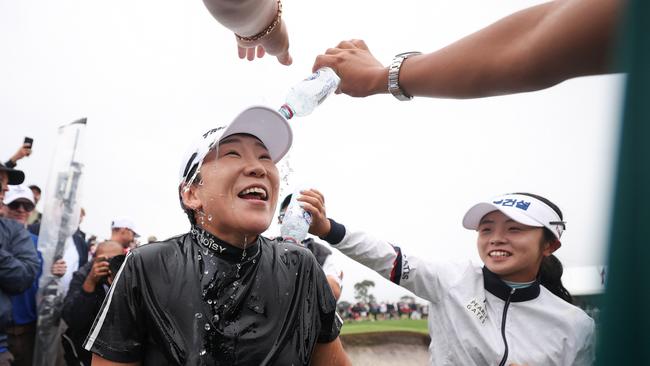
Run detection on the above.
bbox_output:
[83,106,351,366]
[302,189,594,366]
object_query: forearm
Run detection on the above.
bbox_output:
[400,0,622,99]
[322,222,398,281]
[202,0,277,36]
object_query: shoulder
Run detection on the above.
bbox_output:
[0,218,32,247]
[261,237,320,263]
[0,217,22,233]
[538,287,595,330]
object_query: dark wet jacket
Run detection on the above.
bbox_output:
[85,229,340,365]
[0,218,40,348]
[62,260,106,366]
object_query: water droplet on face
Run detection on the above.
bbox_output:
[197,254,202,261]
[207,299,213,305]
[199,349,206,356]
[204,323,211,331]
[213,314,219,322]
[208,214,213,221]
[204,270,209,275]
[195,313,203,319]
[203,248,208,255]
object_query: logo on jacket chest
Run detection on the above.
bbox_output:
[466,298,488,324]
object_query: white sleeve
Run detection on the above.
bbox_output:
[333,226,459,303]
[321,255,342,286]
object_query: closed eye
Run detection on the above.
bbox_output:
[223,150,240,157]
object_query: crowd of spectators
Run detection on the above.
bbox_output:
[338,300,429,322]
[0,140,145,366]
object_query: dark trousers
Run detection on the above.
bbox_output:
[7,321,36,366]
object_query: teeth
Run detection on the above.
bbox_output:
[240,187,267,199]
[489,251,511,257]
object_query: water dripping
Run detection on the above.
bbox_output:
[199,349,207,356]
[204,323,211,331]
[207,214,213,222]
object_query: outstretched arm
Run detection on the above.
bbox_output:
[202,0,292,65]
[313,0,623,98]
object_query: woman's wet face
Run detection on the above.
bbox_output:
[476,210,553,282]
[192,134,279,245]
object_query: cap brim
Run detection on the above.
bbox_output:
[0,166,25,185]
[222,105,292,163]
[462,202,543,230]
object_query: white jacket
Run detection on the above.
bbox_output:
[325,222,595,366]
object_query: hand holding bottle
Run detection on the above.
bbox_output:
[294,189,331,239]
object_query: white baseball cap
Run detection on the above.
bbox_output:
[111,217,140,237]
[3,184,35,205]
[178,105,292,184]
[462,193,565,240]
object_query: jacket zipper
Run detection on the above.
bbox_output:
[498,288,516,366]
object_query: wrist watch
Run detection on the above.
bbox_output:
[388,51,422,101]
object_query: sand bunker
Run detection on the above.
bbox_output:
[340,331,430,366]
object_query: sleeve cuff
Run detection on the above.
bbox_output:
[321,219,345,245]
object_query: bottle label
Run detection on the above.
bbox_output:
[303,69,321,82]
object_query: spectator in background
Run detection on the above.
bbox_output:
[146,235,157,244]
[27,184,42,225]
[62,241,124,366]
[109,218,139,250]
[86,235,98,262]
[278,194,343,300]
[3,184,67,366]
[3,142,32,170]
[0,164,39,366]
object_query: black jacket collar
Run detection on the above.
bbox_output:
[482,266,540,302]
[191,226,260,262]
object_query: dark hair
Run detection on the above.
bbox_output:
[29,185,41,194]
[512,192,573,304]
[280,194,292,211]
[180,173,202,226]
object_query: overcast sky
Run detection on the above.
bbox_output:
[1,0,623,303]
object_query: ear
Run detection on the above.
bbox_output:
[543,239,561,256]
[180,183,202,212]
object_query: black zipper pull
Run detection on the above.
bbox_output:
[498,288,516,366]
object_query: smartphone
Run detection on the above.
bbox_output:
[108,254,126,275]
[24,137,33,148]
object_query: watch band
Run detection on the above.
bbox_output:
[388,51,422,101]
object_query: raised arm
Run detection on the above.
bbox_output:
[313,0,623,99]
[202,0,292,65]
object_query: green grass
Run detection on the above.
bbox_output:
[340,319,429,335]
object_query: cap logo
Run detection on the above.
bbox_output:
[202,126,225,139]
[492,198,531,211]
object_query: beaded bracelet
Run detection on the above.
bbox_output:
[235,0,282,42]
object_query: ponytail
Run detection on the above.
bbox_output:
[538,239,573,304]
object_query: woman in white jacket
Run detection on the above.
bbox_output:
[301,190,595,366]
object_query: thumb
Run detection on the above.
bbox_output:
[276,51,292,66]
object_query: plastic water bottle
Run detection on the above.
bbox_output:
[280,191,312,244]
[279,67,341,119]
